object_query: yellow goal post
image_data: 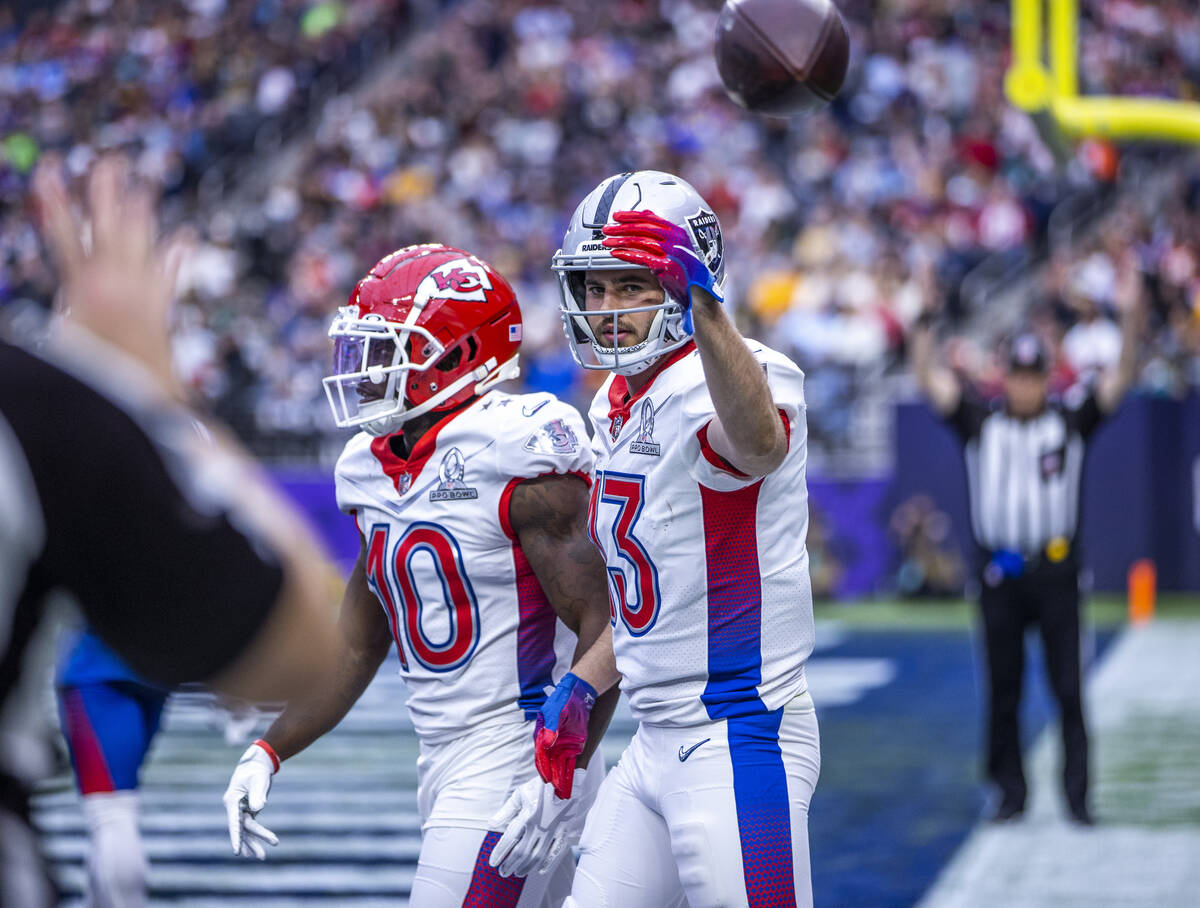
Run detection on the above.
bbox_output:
[1005,0,1200,144]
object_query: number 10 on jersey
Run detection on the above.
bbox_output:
[587,471,661,636]
[364,522,481,672]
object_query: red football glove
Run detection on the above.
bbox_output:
[533,673,597,799]
[601,209,724,334]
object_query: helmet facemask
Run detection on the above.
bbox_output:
[554,265,690,376]
[552,170,722,376]
[323,306,448,437]
[323,245,524,438]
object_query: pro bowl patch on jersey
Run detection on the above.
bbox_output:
[685,210,723,275]
[429,446,478,501]
[523,419,579,456]
[415,258,493,304]
[628,399,661,456]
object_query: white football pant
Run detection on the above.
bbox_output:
[566,692,820,908]
[410,717,601,907]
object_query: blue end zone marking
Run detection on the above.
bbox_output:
[809,627,1116,907]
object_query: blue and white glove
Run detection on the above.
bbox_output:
[222,740,280,860]
[487,770,588,878]
[601,209,725,334]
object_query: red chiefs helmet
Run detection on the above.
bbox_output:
[323,244,523,436]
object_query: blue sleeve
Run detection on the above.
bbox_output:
[58,628,163,689]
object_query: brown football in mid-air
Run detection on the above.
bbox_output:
[715,0,850,117]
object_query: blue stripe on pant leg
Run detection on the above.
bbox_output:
[728,708,796,908]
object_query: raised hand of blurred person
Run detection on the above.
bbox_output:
[908,279,962,416]
[1112,252,1146,318]
[1098,253,1146,413]
[28,152,342,706]
[32,154,191,399]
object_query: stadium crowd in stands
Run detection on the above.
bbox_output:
[2,0,1198,463]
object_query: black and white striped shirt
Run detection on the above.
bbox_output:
[948,392,1105,555]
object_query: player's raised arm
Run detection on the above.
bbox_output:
[601,210,786,477]
[223,540,392,859]
[688,287,788,476]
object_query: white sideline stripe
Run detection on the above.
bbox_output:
[917,622,1200,908]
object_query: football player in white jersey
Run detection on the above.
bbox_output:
[222,244,617,907]
[507,171,822,908]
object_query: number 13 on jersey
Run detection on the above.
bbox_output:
[587,471,661,636]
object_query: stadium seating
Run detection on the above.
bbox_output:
[1,0,1196,467]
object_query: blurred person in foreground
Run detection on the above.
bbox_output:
[222,244,618,907]
[0,157,340,907]
[55,628,169,908]
[512,170,820,907]
[909,290,1142,825]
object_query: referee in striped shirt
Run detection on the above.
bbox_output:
[910,305,1140,825]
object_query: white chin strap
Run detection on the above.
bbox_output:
[608,346,665,377]
[592,307,688,376]
[360,402,407,438]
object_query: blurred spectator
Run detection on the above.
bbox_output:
[890,494,965,598]
[1,0,1198,465]
[1060,255,1125,384]
[806,502,845,599]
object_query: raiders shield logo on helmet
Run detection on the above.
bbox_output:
[685,210,723,277]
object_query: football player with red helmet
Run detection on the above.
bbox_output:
[223,245,617,906]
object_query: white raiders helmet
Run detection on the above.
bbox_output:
[552,170,725,376]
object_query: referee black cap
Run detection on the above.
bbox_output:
[1008,333,1048,373]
